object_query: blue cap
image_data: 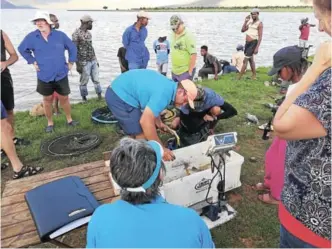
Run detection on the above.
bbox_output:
[268,46,303,76]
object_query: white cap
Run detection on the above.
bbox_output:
[30,11,53,25]
[137,11,150,19]
[158,31,167,38]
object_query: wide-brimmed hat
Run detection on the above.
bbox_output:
[30,11,53,25]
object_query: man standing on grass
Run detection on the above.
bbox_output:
[198,45,221,80]
[170,15,197,82]
[237,8,263,80]
[18,11,79,133]
[122,11,150,70]
[72,15,102,102]
[299,18,316,48]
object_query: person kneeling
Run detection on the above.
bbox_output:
[86,138,215,248]
[171,87,237,147]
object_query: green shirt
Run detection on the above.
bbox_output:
[170,29,197,75]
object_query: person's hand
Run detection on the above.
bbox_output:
[163,147,175,161]
[1,61,8,72]
[188,70,192,76]
[33,61,40,72]
[76,63,83,74]
[203,114,215,122]
[214,75,218,81]
[254,47,259,54]
[170,117,180,130]
[245,15,250,22]
[67,62,73,71]
[159,122,170,133]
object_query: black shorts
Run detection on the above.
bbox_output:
[37,76,71,96]
[244,40,258,58]
[1,72,14,111]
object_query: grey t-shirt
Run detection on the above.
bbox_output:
[282,68,331,240]
[203,53,221,71]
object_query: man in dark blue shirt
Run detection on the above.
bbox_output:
[122,11,150,70]
[18,11,79,133]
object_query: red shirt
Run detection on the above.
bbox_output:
[300,24,310,40]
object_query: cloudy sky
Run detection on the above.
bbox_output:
[11,0,311,9]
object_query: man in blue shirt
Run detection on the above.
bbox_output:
[18,11,79,133]
[86,137,215,248]
[122,11,150,70]
[105,69,197,161]
[153,33,170,76]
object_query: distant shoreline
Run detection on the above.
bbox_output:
[67,6,313,12]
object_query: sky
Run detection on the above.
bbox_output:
[10,0,311,9]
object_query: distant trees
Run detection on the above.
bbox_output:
[103,6,108,10]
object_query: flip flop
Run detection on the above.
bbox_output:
[258,193,279,205]
[13,165,44,180]
[252,182,269,191]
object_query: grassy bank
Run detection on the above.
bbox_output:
[2,67,283,247]
[68,6,313,12]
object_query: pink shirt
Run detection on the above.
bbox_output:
[300,24,310,40]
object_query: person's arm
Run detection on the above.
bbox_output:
[122,28,130,49]
[186,32,197,76]
[213,61,219,79]
[218,101,238,119]
[197,214,215,248]
[1,31,18,71]
[299,24,304,30]
[18,34,36,65]
[63,33,77,64]
[241,15,250,32]
[274,42,331,121]
[254,22,263,54]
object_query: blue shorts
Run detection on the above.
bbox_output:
[1,101,8,120]
[105,87,143,135]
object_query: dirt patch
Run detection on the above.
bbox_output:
[228,192,243,204]
[240,236,264,248]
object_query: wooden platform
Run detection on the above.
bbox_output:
[1,160,118,248]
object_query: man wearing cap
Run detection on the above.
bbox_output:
[237,8,263,80]
[105,69,197,161]
[299,18,316,48]
[122,11,150,70]
[72,15,102,102]
[87,137,214,248]
[223,45,245,74]
[153,33,170,76]
[198,45,221,80]
[18,11,78,133]
[170,15,197,82]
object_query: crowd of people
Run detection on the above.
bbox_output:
[1,0,331,248]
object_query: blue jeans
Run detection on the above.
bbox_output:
[79,60,102,97]
[128,61,148,70]
[280,226,316,248]
[223,65,239,74]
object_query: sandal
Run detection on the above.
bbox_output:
[13,137,31,146]
[13,165,44,180]
[258,193,279,205]
[1,163,9,170]
[252,182,269,191]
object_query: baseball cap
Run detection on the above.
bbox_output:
[137,11,150,19]
[180,79,198,109]
[170,15,183,30]
[251,8,260,14]
[236,44,244,51]
[81,15,94,22]
[30,11,53,25]
[268,46,303,76]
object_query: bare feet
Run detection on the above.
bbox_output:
[252,182,269,191]
[258,193,279,205]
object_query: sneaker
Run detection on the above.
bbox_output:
[67,120,79,127]
[13,137,31,146]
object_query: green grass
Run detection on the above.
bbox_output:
[2,67,284,248]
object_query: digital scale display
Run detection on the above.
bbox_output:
[214,134,235,146]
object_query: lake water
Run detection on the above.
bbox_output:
[1,10,329,111]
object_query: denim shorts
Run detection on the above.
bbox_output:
[105,87,143,135]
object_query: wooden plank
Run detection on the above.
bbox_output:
[2,173,110,207]
[103,151,112,162]
[5,160,104,188]
[2,166,108,197]
[1,230,40,248]
[94,188,115,201]
[1,219,35,240]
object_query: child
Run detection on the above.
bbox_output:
[153,33,170,76]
